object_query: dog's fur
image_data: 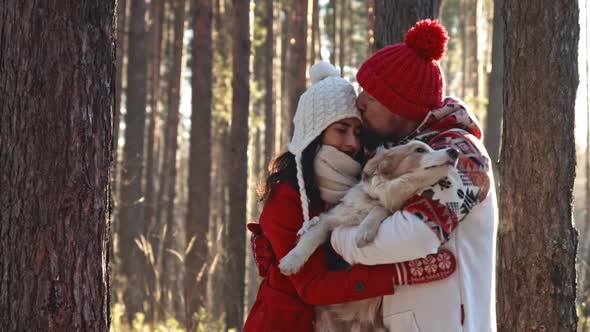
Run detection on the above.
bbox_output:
[278,141,458,331]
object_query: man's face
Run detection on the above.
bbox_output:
[356,91,418,145]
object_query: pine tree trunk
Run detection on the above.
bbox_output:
[119,0,149,323]
[338,0,346,74]
[0,2,115,330]
[264,0,275,168]
[282,0,308,145]
[497,2,578,331]
[226,0,250,329]
[368,0,376,55]
[185,0,213,329]
[460,0,467,97]
[373,0,441,49]
[329,0,337,65]
[207,0,230,320]
[484,0,503,169]
[310,0,320,64]
[207,128,229,319]
[581,18,590,305]
[144,0,166,320]
[114,0,128,198]
[159,0,186,318]
[469,0,480,98]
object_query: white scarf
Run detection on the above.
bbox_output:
[314,145,362,205]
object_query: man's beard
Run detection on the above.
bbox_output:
[360,127,384,151]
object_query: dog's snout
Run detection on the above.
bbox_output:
[446,148,459,159]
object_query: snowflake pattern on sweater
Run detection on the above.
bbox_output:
[385,97,491,243]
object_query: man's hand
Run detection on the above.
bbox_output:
[247,222,275,277]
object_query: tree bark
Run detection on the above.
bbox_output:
[281,0,308,146]
[114,0,128,198]
[119,0,149,322]
[310,0,320,65]
[264,0,275,168]
[329,0,337,65]
[374,0,442,49]
[0,1,115,330]
[484,0,503,169]
[469,0,480,98]
[185,0,213,329]
[159,0,186,318]
[144,0,166,320]
[497,1,579,331]
[338,0,347,74]
[226,0,250,329]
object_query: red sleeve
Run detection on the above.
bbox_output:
[260,183,396,306]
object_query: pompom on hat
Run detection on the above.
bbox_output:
[288,61,361,223]
[357,19,449,123]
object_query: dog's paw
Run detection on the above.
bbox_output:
[279,253,304,276]
[355,228,378,248]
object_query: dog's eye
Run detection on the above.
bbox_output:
[415,148,426,153]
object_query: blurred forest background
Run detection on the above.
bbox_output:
[1,0,588,331]
[110,0,589,331]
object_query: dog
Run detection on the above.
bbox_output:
[278,140,459,331]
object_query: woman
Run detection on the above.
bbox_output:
[243,61,453,332]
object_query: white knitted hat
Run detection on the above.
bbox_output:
[287,61,361,223]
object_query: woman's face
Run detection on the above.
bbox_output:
[322,117,362,158]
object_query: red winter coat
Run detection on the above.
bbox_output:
[243,182,397,332]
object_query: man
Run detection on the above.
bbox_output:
[330,19,497,331]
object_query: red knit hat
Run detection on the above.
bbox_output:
[357,19,449,123]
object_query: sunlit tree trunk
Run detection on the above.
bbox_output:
[225,0,250,329]
[281,0,308,145]
[0,1,115,330]
[144,0,166,321]
[114,0,128,198]
[185,0,213,329]
[158,0,186,318]
[264,0,275,167]
[497,1,578,331]
[374,0,442,49]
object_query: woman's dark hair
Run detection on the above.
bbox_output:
[258,136,323,210]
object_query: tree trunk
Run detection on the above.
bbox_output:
[368,0,376,55]
[282,0,308,145]
[159,0,186,318]
[310,0,320,64]
[114,0,128,198]
[0,1,115,330]
[329,0,337,65]
[460,0,468,98]
[225,0,250,329]
[144,0,166,321]
[119,0,149,323]
[484,0,503,170]
[338,0,347,74]
[207,0,230,319]
[185,0,213,329]
[469,0,480,98]
[497,2,578,331]
[374,0,442,49]
[207,128,229,319]
[264,0,275,168]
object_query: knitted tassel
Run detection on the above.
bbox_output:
[295,153,310,223]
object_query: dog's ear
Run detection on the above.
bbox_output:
[363,151,399,181]
[362,152,384,181]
